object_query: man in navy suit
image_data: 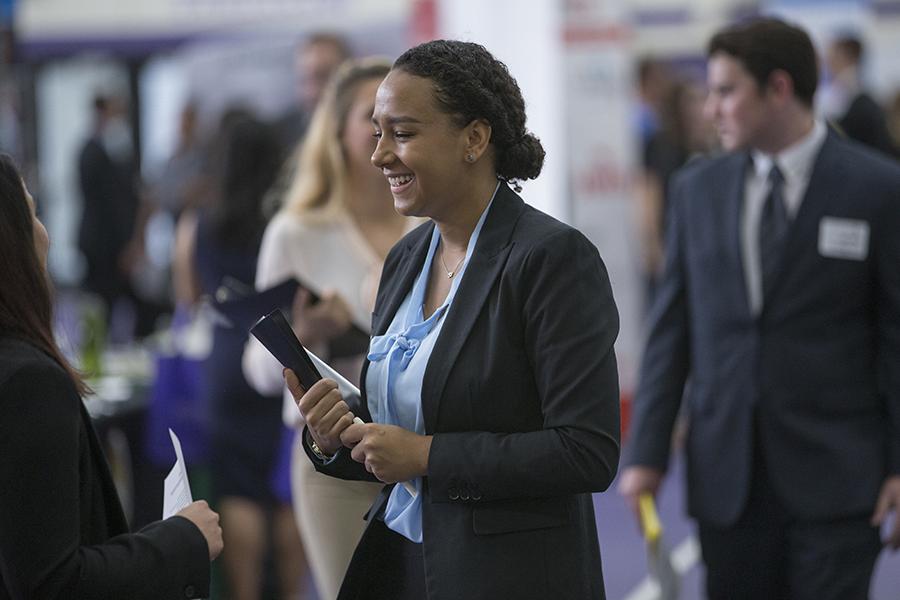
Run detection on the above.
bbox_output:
[619,17,900,600]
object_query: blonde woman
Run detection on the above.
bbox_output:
[242,58,413,600]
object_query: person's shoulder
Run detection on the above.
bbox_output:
[673,151,736,186]
[824,134,900,194]
[0,337,61,379]
[514,202,598,260]
[0,338,75,408]
[261,211,319,251]
[265,210,303,236]
[845,92,883,117]
[268,208,348,238]
[78,137,106,161]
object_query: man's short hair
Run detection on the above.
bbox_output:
[303,32,352,61]
[708,17,818,108]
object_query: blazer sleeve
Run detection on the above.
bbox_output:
[623,171,693,471]
[300,426,380,482]
[427,227,621,501]
[0,363,209,600]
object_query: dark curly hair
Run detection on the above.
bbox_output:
[393,40,545,190]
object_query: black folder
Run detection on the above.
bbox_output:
[211,277,304,332]
[214,277,370,359]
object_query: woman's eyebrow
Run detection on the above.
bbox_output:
[372,115,423,126]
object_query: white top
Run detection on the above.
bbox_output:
[741,120,827,315]
[242,209,387,428]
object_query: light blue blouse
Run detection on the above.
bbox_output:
[365,186,497,543]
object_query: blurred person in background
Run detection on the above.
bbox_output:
[77,94,142,327]
[172,113,305,600]
[634,56,673,158]
[152,102,206,220]
[885,89,900,151]
[636,77,713,309]
[275,32,352,153]
[242,58,412,600]
[265,32,352,219]
[821,34,898,158]
[620,17,900,600]
[288,40,620,600]
[130,103,209,318]
[0,153,223,599]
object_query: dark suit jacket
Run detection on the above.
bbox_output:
[305,184,621,599]
[626,130,900,527]
[77,137,140,302]
[0,337,210,599]
[838,92,899,159]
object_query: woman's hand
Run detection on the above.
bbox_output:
[291,287,353,346]
[175,500,223,561]
[285,370,356,456]
[340,422,432,483]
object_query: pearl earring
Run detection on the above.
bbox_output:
[466,153,475,163]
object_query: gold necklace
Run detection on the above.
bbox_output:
[439,245,466,278]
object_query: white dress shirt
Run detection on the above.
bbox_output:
[741,120,827,314]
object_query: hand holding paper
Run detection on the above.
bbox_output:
[163,429,224,560]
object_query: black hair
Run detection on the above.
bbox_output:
[708,17,818,108]
[393,39,545,190]
[209,113,283,250]
[832,36,863,64]
[0,154,89,395]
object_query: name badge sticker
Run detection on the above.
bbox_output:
[818,217,869,261]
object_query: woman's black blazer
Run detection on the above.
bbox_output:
[306,184,621,600]
[0,337,209,599]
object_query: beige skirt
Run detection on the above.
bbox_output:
[289,441,382,600]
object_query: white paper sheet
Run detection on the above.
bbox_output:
[306,349,418,498]
[162,428,193,519]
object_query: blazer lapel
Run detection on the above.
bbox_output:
[420,185,522,433]
[760,131,843,310]
[723,152,753,320]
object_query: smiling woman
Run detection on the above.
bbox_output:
[288,40,621,600]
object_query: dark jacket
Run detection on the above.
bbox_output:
[626,130,900,527]
[0,337,210,599]
[305,183,621,599]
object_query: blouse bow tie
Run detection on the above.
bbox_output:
[368,306,447,371]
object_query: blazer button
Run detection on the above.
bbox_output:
[472,491,482,501]
[460,490,470,501]
[183,584,196,598]
[448,487,459,500]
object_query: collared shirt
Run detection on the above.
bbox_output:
[365,183,499,542]
[741,120,827,314]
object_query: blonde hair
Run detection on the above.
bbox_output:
[282,57,392,221]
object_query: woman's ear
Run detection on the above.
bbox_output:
[464,118,492,162]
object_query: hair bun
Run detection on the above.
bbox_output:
[498,132,544,183]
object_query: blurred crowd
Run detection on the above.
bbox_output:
[3,17,900,600]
